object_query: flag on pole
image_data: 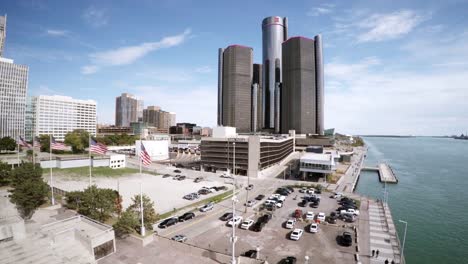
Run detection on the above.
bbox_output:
[50,136,69,150]
[89,138,108,154]
[17,136,32,148]
[33,136,41,150]
[140,143,152,166]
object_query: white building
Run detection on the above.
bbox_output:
[136,136,170,161]
[26,95,96,141]
[299,152,336,176]
[0,57,28,140]
[109,154,126,169]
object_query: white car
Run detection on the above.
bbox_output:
[240,219,254,229]
[305,211,315,220]
[285,219,296,229]
[290,228,304,241]
[333,192,343,199]
[306,189,315,195]
[270,194,286,201]
[276,200,283,208]
[227,216,243,227]
[199,202,214,212]
[317,212,326,222]
[299,187,307,193]
[245,200,257,207]
[340,209,360,216]
[309,223,319,233]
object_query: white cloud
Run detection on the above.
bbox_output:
[195,66,213,73]
[82,6,109,28]
[357,10,426,42]
[46,29,68,36]
[82,29,191,74]
[307,4,335,17]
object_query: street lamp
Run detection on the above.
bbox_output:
[399,220,408,264]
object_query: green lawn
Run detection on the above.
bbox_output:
[50,167,150,177]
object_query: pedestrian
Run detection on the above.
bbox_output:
[376,249,380,258]
[385,259,389,264]
[372,250,375,257]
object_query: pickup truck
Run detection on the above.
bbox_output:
[340,208,360,216]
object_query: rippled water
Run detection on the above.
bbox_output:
[355,137,468,264]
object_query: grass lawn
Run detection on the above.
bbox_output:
[49,166,159,178]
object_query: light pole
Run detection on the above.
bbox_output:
[399,219,408,264]
[231,141,237,264]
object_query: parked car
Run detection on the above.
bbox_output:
[194,177,203,183]
[227,216,243,227]
[252,221,265,232]
[162,174,171,178]
[245,200,257,207]
[173,175,181,180]
[178,212,195,222]
[309,223,319,233]
[305,211,315,220]
[174,169,181,173]
[341,214,356,223]
[220,212,234,221]
[285,186,294,193]
[243,249,258,259]
[340,232,353,246]
[331,192,343,199]
[326,216,337,224]
[175,164,184,168]
[183,193,198,200]
[340,208,360,216]
[255,194,265,200]
[298,199,308,207]
[177,175,186,181]
[285,219,296,229]
[200,202,214,212]
[317,212,326,222]
[310,201,320,208]
[279,256,297,264]
[258,213,272,224]
[290,228,304,241]
[198,188,212,195]
[294,209,303,218]
[158,218,178,228]
[171,234,187,242]
[240,219,254,229]
[299,187,307,193]
[246,184,254,190]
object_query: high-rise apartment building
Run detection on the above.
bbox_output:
[281,36,324,135]
[142,106,175,132]
[262,16,288,132]
[0,57,28,140]
[217,45,253,133]
[26,95,96,141]
[0,15,6,57]
[115,93,143,127]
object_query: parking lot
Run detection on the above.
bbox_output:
[155,185,361,263]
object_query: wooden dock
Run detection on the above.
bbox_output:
[362,163,398,183]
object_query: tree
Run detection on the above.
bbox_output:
[0,161,12,186]
[0,136,16,152]
[67,185,121,222]
[39,134,50,153]
[9,163,48,219]
[65,129,90,154]
[113,210,139,238]
[127,194,158,232]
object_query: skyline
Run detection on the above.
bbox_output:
[1,0,467,135]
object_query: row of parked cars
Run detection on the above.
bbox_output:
[183,186,228,200]
[158,211,196,229]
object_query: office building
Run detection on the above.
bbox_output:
[281,35,324,135]
[26,95,96,141]
[97,126,132,136]
[252,63,263,132]
[0,57,28,140]
[142,106,175,132]
[217,45,253,133]
[262,16,288,132]
[200,127,294,178]
[115,93,143,127]
[142,106,161,127]
[0,15,6,57]
[168,112,176,127]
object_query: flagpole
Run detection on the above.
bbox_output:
[49,134,55,206]
[139,146,145,236]
[89,134,92,187]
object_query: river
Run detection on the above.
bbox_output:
[355,137,468,264]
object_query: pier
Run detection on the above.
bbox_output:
[362,163,398,183]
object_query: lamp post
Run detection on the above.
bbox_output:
[399,220,408,264]
[231,141,237,264]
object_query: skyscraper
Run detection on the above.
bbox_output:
[0,57,28,140]
[115,93,143,127]
[262,16,288,132]
[0,15,6,57]
[217,45,253,133]
[281,35,324,135]
[142,106,161,126]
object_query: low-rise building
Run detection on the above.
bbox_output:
[299,152,336,178]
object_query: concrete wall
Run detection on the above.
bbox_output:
[247,136,260,178]
[40,158,110,169]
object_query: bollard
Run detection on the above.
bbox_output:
[355,253,360,261]
[356,245,359,252]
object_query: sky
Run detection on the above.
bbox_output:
[1,0,468,136]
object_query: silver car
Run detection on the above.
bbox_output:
[171,234,187,242]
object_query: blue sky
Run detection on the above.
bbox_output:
[2,0,468,135]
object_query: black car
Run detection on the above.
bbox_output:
[310,201,319,208]
[276,189,289,196]
[158,218,178,228]
[326,216,337,224]
[162,174,171,178]
[340,232,353,246]
[252,221,265,232]
[177,175,186,181]
[279,256,297,264]
[220,212,234,221]
[298,199,308,207]
[174,169,181,173]
[175,164,184,168]
[178,212,195,222]
[255,194,265,200]
[214,186,227,191]
[243,250,258,259]
[258,213,272,224]
[284,186,294,193]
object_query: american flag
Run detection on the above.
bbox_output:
[33,136,41,150]
[17,136,32,148]
[140,143,152,166]
[50,136,69,150]
[89,138,108,155]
